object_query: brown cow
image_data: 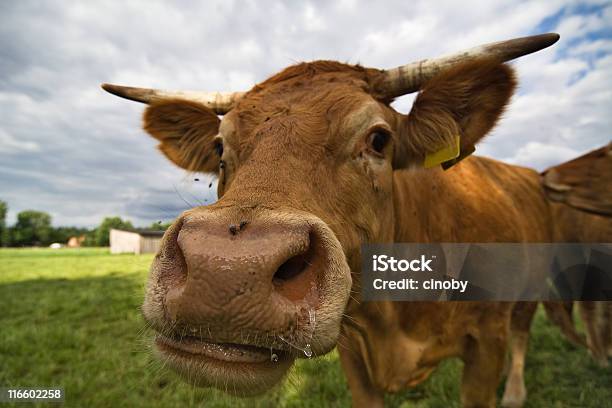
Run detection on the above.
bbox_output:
[542,144,612,367]
[501,145,612,406]
[102,33,600,407]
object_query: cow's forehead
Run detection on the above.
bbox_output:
[220,94,390,155]
[215,61,396,155]
[233,62,377,116]
[221,80,389,146]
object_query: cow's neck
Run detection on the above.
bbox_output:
[392,165,466,243]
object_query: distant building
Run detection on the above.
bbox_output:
[110,228,165,255]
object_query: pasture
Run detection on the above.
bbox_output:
[0,248,610,407]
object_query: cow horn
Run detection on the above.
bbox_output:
[100,83,244,114]
[375,33,560,98]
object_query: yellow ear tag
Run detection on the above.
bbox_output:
[423,135,460,169]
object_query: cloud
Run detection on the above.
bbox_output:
[0,1,610,227]
[0,128,39,153]
[503,142,580,169]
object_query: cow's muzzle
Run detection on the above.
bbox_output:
[142,209,352,395]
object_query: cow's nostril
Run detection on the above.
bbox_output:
[273,252,309,283]
[271,237,318,303]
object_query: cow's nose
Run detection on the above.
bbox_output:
[163,214,320,331]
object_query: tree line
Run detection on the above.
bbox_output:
[0,200,171,247]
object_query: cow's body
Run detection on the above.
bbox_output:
[340,156,551,407]
[341,153,611,407]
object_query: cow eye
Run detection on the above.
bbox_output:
[214,141,224,157]
[367,130,390,155]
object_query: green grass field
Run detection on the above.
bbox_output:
[0,248,610,407]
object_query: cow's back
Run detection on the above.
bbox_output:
[393,155,552,243]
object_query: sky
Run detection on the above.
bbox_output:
[0,0,610,228]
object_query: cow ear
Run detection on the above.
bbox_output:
[143,99,221,173]
[393,59,516,169]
